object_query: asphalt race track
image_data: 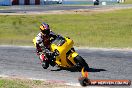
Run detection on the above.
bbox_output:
[0,46,132,87]
[0,4,132,87]
[0,5,132,13]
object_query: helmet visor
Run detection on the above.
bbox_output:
[41,29,50,35]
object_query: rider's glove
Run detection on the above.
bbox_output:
[45,51,58,58]
[45,51,53,57]
[52,49,59,57]
[52,51,58,56]
[56,34,61,38]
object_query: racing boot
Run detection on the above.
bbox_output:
[49,56,56,67]
[42,60,49,69]
[39,53,49,69]
[46,50,58,67]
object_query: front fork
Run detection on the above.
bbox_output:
[68,52,78,65]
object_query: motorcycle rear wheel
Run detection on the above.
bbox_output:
[74,55,89,71]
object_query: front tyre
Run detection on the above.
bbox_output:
[74,55,89,71]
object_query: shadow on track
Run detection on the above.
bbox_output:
[51,67,106,72]
[88,68,106,72]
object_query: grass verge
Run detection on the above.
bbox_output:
[0,77,77,88]
[0,9,132,48]
[124,0,132,4]
[0,6,9,9]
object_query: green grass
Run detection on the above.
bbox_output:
[0,6,9,9]
[0,78,29,88]
[124,0,132,4]
[0,78,71,88]
[0,9,132,48]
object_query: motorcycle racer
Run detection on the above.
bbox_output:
[35,22,58,67]
[33,22,89,71]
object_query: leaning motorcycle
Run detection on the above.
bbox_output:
[33,35,89,71]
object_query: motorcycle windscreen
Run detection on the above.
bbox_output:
[52,37,65,46]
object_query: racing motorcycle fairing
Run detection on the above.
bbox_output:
[33,35,89,70]
[50,36,78,67]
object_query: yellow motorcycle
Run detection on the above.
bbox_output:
[33,35,89,71]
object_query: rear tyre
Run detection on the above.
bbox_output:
[42,61,49,69]
[74,55,89,71]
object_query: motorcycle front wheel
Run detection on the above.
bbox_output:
[74,55,89,71]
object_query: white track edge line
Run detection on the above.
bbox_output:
[0,45,132,52]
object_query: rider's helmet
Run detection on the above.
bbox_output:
[40,22,50,35]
